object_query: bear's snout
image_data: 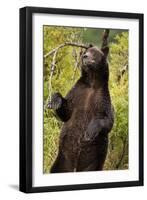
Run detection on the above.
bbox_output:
[82,52,95,67]
[83,54,88,59]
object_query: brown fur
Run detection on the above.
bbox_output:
[49,46,114,173]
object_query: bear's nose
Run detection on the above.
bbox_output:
[83,54,88,59]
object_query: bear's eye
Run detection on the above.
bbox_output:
[83,50,87,54]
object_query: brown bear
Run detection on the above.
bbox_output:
[48,41,114,173]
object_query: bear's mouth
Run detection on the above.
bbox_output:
[83,59,96,67]
[83,61,97,72]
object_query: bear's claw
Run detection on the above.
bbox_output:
[48,93,62,110]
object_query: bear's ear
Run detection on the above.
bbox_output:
[101,46,109,58]
[88,43,93,48]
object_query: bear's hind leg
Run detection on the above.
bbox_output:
[50,152,65,173]
[50,151,74,173]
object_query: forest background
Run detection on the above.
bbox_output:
[43,26,128,173]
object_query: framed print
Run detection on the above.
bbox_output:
[19,6,144,193]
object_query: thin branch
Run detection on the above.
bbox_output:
[44,42,87,111]
[44,50,57,110]
[44,42,88,58]
[49,50,57,99]
[43,43,87,110]
[71,48,81,83]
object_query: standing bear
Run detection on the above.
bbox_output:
[48,30,114,173]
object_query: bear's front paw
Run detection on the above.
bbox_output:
[83,131,95,142]
[83,119,102,142]
[48,93,62,110]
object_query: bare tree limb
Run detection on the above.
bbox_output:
[44,43,87,110]
[71,48,80,83]
[101,29,110,48]
[43,43,88,110]
[44,42,88,58]
[44,50,57,110]
[49,51,57,99]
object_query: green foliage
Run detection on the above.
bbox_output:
[43,26,129,173]
[104,32,129,170]
[82,28,127,46]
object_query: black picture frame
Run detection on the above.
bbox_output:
[19,6,144,193]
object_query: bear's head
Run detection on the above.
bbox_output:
[81,45,109,73]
